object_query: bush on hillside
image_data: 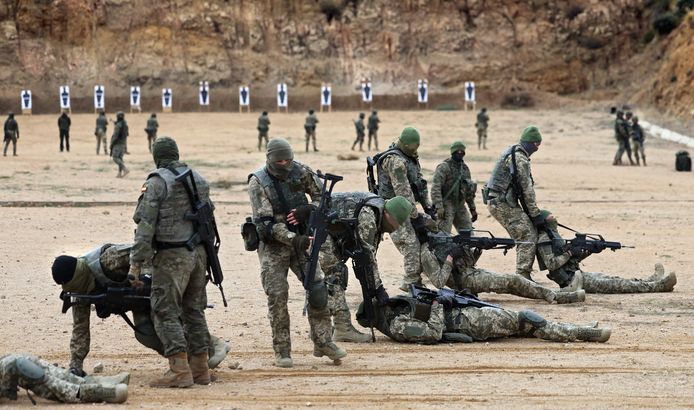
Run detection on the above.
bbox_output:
[653,12,681,35]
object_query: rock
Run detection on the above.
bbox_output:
[93,363,104,373]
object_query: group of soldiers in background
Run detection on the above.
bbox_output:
[613,110,646,166]
[352,111,381,151]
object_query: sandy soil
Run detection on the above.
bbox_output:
[0,109,692,408]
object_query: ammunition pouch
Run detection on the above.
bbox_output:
[16,357,45,384]
[241,217,260,251]
[518,309,546,334]
[307,282,328,309]
[546,269,575,288]
[254,216,275,243]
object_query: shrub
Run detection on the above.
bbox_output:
[319,0,345,23]
[652,12,681,35]
[501,92,534,108]
[565,3,584,20]
[641,29,656,43]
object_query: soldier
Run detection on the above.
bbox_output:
[485,126,546,280]
[367,110,380,150]
[0,354,129,404]
[145,113,159,153]
[419,231,585,304]
[248,138,346,368]
[631,116,646,166]
[476,107,489,149]
[95,111,108,155]
[375,127,434,290]
[128,137,213,388]
[613,110,634,165]
[257,111,270,151]
[58,112,71,152]
[304,109,319,152]
[356,292,611,344]
[110,112,129,178]
[2,112,19,157]
[351,112,366,151]
[535,210,677,293]
[431,141,477,234]
[50,243,231,377]
[300,193,412,343]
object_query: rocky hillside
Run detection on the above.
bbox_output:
[0,0,690,115]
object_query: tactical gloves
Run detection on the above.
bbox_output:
[531,213,547,229]
[290,204,316,225]
[470,208,478,223]
[292,235,310,252]
[448,246,467,261]
[435,295,454,309]
[374,285,389,306]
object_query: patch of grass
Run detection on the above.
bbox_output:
[213,179,246,189]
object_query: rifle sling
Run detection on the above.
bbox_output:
[510,146,531,218]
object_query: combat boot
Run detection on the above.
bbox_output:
[84,372,130,386]
[333,321,373,343]
[576,327,611,343]
[553,289,586,304]
[79,383,128,403]
[643,157,647,166]
[274,350,293,368]
[208,337,231,369]
[654,272,677,292]
[189,352,212,385]
[313,342,347,363]
[149,352,193,388]
[645,263,665,282]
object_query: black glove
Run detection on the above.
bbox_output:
[411,215,428,244]
[470,208,478,223]
[292,235,310,252]
[435,295,454,309]
[374,285,389,306]
[531,213,547,229]
[291,205,316,225]
[70,367,87,377]
[449,246,467,261]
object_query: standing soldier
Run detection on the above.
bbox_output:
[247,138,346,368]
[58,112,72,152]
[2,112,19,157]
[351,113,366,151]
[128,137,214,388]
[476,107,489,150]
[484,126,546,280]
[631,116,646,166]
[374,127,434,290]
[95,111,108,155]
[110,112,129,178]
[367,110,380,150]
[257,111,271,152]
[304,109,319,152]
[613,110,634,165]
[431,141,478,233]
[145,113,159,153]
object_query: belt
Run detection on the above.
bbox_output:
[155,240,189,250]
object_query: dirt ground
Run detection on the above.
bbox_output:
[1,108,692,408]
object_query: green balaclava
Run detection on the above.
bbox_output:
[266,138,294,179]
[397,126,420,157]
[384,196,413,227]
[152,136,180,168]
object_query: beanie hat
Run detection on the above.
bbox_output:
[384,196,413,225]
[266,138,294,162]
[519,126,542,143]
[399,127,420,145]
[152,136,180,168]
[52,255,78,284]
[450,140,466,154]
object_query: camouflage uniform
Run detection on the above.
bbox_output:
[476,109,489,149]
[130,160,211,359]
[110,116,129,177]
[352,115,366,151]
[373,296,609,344]
[613,113,634,165]
[431,157,476,233]
[247,161,334,356]
[58,113,71,152]
[631,119,646,166]
[304,112,319,152]
[367,112,380,150]
[63,244,226,373]
[486,144,540,278]
[95,113,108,155]
[257,113,270,151]
[0,354,128,403]
[377,144,431,289]
[3,114,19,156]
[419,237,580,303]
[145,115,159,153]
[536,230,676,293]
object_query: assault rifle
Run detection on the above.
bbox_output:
[428,229,529,254]
[410,284,499,309]
[349,247,377,342]
[60,276,151,332]
[559,232,633,254]
[303,171,342,290]
[366,156,378,194]
[175,169,228,307]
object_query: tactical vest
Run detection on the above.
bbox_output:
[81,244,130,289]
[146,119,158,131]
[382,296,433,338]
[331,192,385,221]
[6,119,18,132]
[486,144,525,194]
[249,162,310,216]
[376,146,423,200]
[149,165,210,243]
[440,158,470,203]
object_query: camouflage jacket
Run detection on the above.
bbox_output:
[431,158,476,209]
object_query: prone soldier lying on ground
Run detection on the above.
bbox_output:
[51,243,231,377]
[419,230,585,304]
[536,210,677,293]
[0,353,129,404]
[356,285,611,344]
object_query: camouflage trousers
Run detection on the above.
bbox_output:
[257,241,333,355]
[632,140,645,163]
[488,201,537,277]
[458,268,555,302]
[437,201,472,234]
[318,237,351,325]
[258,131,268,151]
[111,144,126,172]
[147,131,157,153]
[95,129,107,155]
[305,130,317,151]
[582,270,663,293]
[1,354,82,403]
[477,127,487,149]
[390,218,422,289]
[2,135,17,156]
[151,246,210,357]
[455,307,598,342]
[614,138,632,163]
[368,129,378,150]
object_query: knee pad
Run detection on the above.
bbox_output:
[307,282,328,309]
[518,309,547,332]
[16,357,45,384]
